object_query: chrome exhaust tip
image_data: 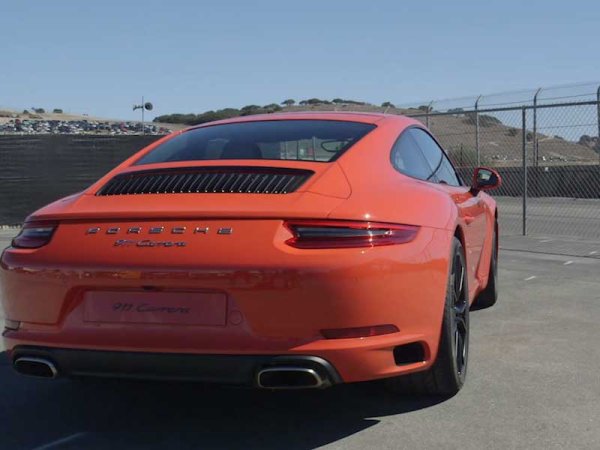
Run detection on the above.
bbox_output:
[257,366,329,389]
[13,357,58,379]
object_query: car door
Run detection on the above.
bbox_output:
[407,128,488,296]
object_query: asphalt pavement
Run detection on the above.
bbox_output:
[496,196,600,240]
[0,230,599,449]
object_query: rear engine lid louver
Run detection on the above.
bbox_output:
[97,167,314,196]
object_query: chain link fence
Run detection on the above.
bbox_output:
[1,84,599,239]
[404,83,600,239]
[0,135,160,225]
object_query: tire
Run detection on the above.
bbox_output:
[474,226,498,309]
[385,237,469,396]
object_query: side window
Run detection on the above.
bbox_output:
[391,131,435,181]
[437,156,462,186]
[409,128,462,187]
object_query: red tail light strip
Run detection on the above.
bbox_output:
[284,220,419,249]
[11,221,58,249]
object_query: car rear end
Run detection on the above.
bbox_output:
[1,115,449,387]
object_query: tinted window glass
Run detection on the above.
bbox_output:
[391,131,435,181]
[436,156,462,186]
[135,120,376,165]
[409,128,461,186]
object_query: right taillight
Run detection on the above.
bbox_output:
[11,221,58,249]
[284,220,419,249]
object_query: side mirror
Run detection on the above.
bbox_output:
[471,167,501,193]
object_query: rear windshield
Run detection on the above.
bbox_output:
[135,120,376,165]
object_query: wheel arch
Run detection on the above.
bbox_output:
[453,225,466,251]
[494,207,499,252]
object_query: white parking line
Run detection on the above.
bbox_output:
[524,276,536,281]
[563,261,573,265]
[590,251,598,255]
[32,433,86,450]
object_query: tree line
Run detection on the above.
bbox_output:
[153,98,397,125]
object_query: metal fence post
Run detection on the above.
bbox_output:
[141,96,145,136]
[522,107,528,236]
[597,85,600,166]
[532,87,541,167]
[425,100,433,128]
[475,95,482,166]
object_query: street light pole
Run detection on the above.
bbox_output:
[141,96,144,135]
[133,98,153,135]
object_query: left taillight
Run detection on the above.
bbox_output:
[284,220,419,249]
[11,221,58,249]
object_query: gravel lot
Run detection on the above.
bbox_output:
[1,230,599,449]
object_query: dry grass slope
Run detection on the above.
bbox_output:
[282,104,599,166]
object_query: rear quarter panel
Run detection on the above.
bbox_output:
[330,117,456,230]
[331,116,498,302]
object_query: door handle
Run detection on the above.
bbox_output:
[464,215,476,225]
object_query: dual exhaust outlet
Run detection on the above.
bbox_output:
[13,356,330,389]
[13,357,58,379]
[256,366,330,389]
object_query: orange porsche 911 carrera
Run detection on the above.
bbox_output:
[1,112,500,395]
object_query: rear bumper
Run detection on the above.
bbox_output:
[4,330,433,383]
[9,346,342,386]
[1,225,453,383]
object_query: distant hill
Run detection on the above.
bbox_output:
[152,99,405,126]
[2,99,596,165]
[154,99,599,166]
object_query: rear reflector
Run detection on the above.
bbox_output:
[11,221,58,249]
[284,220,419,249]
[321,324,399,339]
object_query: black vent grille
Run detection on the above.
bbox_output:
[97,167,314,196]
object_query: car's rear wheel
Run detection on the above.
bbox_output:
[385,237,469,396]
[474,226,498,309]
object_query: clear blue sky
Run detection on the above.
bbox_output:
[1,0,598,120]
